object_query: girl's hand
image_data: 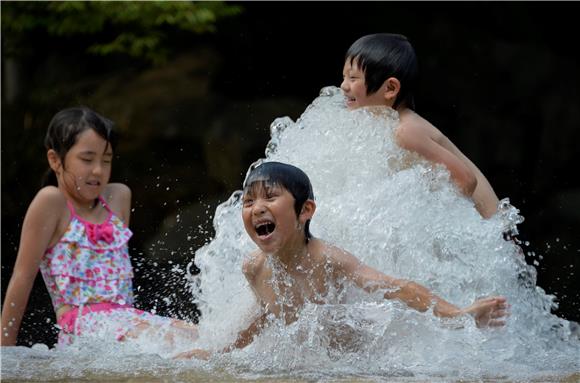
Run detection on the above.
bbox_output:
[174,348,211,360]
[463,296,509,328]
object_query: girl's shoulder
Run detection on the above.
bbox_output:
[26,187,71,245]
[104,183,131,199]
[33,186,68,211]
[102,183,132,224]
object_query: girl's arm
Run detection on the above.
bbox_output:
[330,246,508,327]
[1,188,65,346]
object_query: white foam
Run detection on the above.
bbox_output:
[189,86,580,378]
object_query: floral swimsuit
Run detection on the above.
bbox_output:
[39,197,178,346]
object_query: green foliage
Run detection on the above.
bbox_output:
[1,1,241,63]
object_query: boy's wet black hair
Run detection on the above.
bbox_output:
[346,33,418,110]
[243,161,315,242]
[42,106,117,186]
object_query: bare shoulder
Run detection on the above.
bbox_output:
[32,186,67,213]
[396,110,443,148]
[102,183,132,222]
[25,186,69,242]
[312,239,359,269]
[104,183,131,201]
[242,250,266,281]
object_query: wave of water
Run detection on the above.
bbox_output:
[3,86,579,382]
[188,86,580,380]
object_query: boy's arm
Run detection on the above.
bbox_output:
[334,247,460,316]
[433,134,500,218]
[330,246,507,327]
[174,311,270,360]
[223,253,271,351]
[222,310,270,352]
[175,254,270,360]
[395,122,477,197]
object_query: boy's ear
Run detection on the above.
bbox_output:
[47,149,62,173]
[299,199,316,223]
[382,77,401,106]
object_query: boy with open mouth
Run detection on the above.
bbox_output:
[178,161,508,359]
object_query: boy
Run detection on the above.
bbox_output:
[178,162,508,358]
[341,33,499,218]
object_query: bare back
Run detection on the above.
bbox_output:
[395,109,499,218]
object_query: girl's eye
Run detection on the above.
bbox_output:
[243,199,253,207]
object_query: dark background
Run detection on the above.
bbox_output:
[2,2,579,347]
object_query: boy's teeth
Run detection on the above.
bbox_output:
[255,222,276,236]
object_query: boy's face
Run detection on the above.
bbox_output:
[242,182,304,254]
[341,59,388,109]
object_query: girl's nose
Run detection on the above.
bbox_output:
[92,163,103,175]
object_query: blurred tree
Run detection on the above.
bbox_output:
[1,1,241,64]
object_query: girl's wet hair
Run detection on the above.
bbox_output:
[346,33,418,110]
[42,106,117,186]
[243,161,315,242]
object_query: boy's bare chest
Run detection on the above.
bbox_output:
[255,266,330,321]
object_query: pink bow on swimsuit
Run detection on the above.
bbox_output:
[86,222,114,244]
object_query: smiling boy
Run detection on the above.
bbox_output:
[178,161,508,358]
[341,33,500,218]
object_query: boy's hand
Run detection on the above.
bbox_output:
[174,348,211,360]
[463,296,509,328]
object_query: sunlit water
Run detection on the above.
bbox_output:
[2,87,579,382]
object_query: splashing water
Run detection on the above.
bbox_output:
[3,86,578,382]
[188,86,580,380]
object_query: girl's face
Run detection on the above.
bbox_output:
[55,129,113,205]
[341,59,388,109]
[242,183,304,254]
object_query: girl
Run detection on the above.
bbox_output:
[1,107,199,349]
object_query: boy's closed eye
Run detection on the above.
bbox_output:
[265,191,279,200]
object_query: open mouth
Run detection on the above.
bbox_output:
[255,221,276,237]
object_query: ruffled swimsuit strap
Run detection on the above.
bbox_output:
[65,199,77,219]
[97,195,114,216]
[66,198,112,221]
[69,197,113,226]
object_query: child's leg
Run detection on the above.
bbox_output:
[67,306,199,347]
[123,315,199,346]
